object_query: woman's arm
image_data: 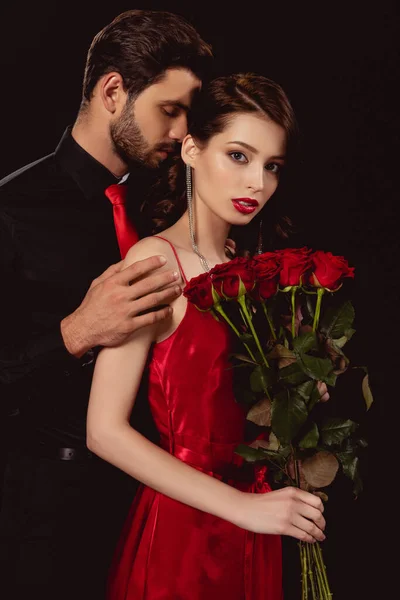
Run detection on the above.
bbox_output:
[87,239,326,543]
[87,239,244,516]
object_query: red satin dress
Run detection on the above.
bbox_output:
[107,238,282,600]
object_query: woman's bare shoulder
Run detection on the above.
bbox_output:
[124,235,177,269]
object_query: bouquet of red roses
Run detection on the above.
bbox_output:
[184,247,373,600]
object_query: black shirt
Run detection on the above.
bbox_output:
[0,128,125,448]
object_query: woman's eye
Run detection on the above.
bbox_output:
[265,162,282,174]
[229,151,247,163]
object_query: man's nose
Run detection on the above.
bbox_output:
[169,114,188,142]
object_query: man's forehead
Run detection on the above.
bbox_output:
[152,68,201,94]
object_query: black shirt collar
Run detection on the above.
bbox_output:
[54,126,122,201]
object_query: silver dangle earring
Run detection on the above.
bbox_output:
[186,164,210,272]
[256,219,264,255]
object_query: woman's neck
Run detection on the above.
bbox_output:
[167,203,231,268]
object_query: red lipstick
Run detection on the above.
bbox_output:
[231,198,259,215]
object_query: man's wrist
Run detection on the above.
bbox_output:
[60,312,92,358]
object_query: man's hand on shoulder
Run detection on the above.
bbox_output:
[61,253,181,357]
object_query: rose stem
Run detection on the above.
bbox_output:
[314,541,333,598]
[261,301,277,340]
[312,287,325,331]
[214,304,257,363]
[306,542,317,600]
[238,296,270,368]
[301,542,309,600]
[291,286,297,338]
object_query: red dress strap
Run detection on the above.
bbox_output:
[153,235,188,284]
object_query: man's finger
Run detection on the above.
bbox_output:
[130,305,173,332]
[129,270,180,300]
[131,286,182,316]
[116,255,168,285]
[90,260,125,289]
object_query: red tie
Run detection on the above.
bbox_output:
[105,184,139,259]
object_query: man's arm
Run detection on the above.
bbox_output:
[0,204,181,386]
[0,208,77,386]
[60,255,182,357]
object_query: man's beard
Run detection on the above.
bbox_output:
[110,102,176,169]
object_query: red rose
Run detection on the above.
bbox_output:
[251,252,281,300]
[276,247,312,287]
[210,257,255,299]
[309,251,355,290]
[183,272,216,311]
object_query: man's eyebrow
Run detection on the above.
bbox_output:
[227,141,286,160]
[159,100,189,112]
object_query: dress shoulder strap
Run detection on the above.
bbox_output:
[153,235,188,284]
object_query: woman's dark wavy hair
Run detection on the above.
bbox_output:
[81,9,212,106]
[136,73,300,252]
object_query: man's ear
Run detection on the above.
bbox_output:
[181,134,200,167]
[99,72,127,115]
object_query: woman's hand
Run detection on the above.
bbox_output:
[317,381,330,402]
[235,486,326,543]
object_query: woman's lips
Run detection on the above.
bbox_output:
[231,198,259,214]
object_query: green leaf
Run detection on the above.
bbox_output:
[336,453,363,496]
[294,380,315,403]
[345,328,356,341]
[230,353,257,365]
[299,354,336,385]
[234,443,290,467]
[328,340,350,364]
[306,294,316,318]
[320,418,358,446]
[336,452,359,480]
[266,345,296,360]
[308,382,322,411]
[333,327,356,348]
[239,333,254,343]
[250,365,274,393]
[234,444,268,462]
[302,451,339,488]
[247,398,271,426]
[299,422,320,448]
[278,361,309,385]
[267,432,280,451]
[332,335,348,349]
[320,301,355,338]
[362,374,374,410]
[271,390,308,444]
[293,331,318,355]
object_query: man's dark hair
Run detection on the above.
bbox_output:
[82,10,213,105]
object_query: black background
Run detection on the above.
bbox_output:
[1,1,398,597]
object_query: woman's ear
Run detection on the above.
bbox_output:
[181,134,200,167]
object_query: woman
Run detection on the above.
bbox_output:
[87,74,326,599]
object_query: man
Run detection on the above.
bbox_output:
[0,10,212,599]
